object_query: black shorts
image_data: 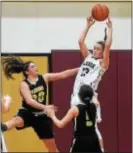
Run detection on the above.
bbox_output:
[70,134,102,152]
[16,108,54,139]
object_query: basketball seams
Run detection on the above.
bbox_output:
[102,5,109,19]
[98,4,104,21]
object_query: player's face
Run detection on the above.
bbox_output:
[27,63,38,76]
[93,43,103,58]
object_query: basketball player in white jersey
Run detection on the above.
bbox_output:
[71,16,112,152]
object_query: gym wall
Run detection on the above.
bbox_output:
[2,55,50,152]
[51,50,132,152]
[2,1,131,53]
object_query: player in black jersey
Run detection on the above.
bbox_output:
[47,84,102,152]
[2,56,78,152]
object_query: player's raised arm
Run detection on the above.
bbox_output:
[102,17,113,69]
[78,16,95,58]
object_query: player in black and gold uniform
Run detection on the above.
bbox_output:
[2,56,78,152]
[47,85,102,152]
[16,74,52,139]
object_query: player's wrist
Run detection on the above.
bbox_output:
[86,23,92,28]
[108,27,112,30]
[42,105,46,111]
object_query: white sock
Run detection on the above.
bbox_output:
[101,148,104,152]
[1,133,8,152]
[97,105,102,122]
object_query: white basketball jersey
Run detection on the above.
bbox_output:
[73,54,106,95]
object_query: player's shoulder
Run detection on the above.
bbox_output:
[86,52,93,58]
[88,50,93,55]
[70,105,79,117]
[83,53,93,63]
[19,80,29,89]
[38,74,45,81]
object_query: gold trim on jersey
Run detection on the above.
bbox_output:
[31,86,44,94]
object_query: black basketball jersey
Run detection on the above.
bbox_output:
[21,75,47,112]
[74,104,97,137]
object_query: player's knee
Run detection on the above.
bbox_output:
[12,116,24,127]
[43,139,57,149]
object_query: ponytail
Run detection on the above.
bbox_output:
[104,27,107,42]
[79,85,93,107]
[97,27,107,50]
[83,97,91,107]
[2,56,32,79]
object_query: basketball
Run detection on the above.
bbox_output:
[91,4,109,21]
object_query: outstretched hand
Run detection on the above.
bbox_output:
[44,105,58,117]
[86,16,95,27]
[46,107,55,118]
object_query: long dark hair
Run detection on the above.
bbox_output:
[2,56,33,79]
[97,27,107,50]
[79,85,96,124]
[78,85,94,107]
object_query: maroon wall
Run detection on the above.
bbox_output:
[51,51,82,151]
[98,52,118,152]
[51,50,132,152]
[117,52,132,152]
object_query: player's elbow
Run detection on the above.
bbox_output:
[105,43,111,49]
[25,98,34,105]
[102,60,109,69]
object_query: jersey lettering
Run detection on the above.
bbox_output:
[83,61,96,69]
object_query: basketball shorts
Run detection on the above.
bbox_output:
[16,108,54,139]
